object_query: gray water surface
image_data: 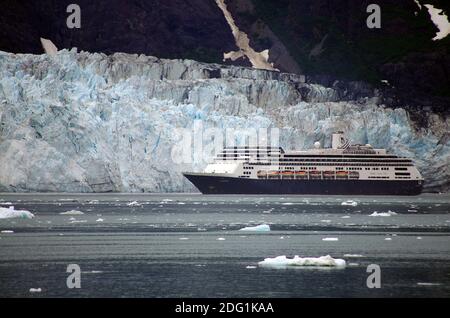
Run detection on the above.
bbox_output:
[1,193,449,297]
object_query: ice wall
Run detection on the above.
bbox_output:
[0,49,448,192]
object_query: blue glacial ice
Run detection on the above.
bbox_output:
[0,49,448,192]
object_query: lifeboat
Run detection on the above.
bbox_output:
[309,170,321,179]
[257,170,268,179]
[336,171,349,179]
[281,171,295,179]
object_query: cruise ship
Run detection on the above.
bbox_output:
[183,132,423,195]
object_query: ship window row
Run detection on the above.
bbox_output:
[228,158,411,163]
[244,162,413,167]
[243,166,254,170]
[368,176,390,179]
[242,171,252,175]
[276,159,410,163]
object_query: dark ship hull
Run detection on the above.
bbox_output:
[183,173,423,195]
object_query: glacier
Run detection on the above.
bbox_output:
[0,49,448,192]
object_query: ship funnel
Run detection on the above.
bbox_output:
[332,131,350,149]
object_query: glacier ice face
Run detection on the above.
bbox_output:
[0,49,448,192]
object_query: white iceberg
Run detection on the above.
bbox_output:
[370,210,397,217]
[29,288,42,293]
[239,224,271,232]
[96,218,104,222]
[322,237,339,241]
[258,255,346,268]
[127,201,141,206]
[341,200,358,206]
[0,206,34,219]
[59,210,84,215]
[1,230,14,233]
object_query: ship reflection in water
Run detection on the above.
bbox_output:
[0,193,449,297]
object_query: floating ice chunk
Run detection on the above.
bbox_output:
[417,282,442,286]
[341,216,351,219]
[408,209,418,213]
[322,237,339,241]
[343,254,364,258]
[258,255,346,268]
[1,230,14,233]
[0,202,13,205]
[96,218,104,222]
[29,288,42,293]
[341,200,358,206]
[179,237,189,240]
[417,237,422,240]
[82,271,103,274]
[127,201,141,206]
[177,202,186,205]
[348,263,359,266]
[60,210,84,215]
[239,224,271,232]
[0,206,34,219]
[70,220,87,223]
[321,220,331,223]
[281,202,294,205]
[217,237,226,241]
[384,237,392,241]
[370,211,397,217]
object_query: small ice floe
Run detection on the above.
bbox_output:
[321,220,331,223]
[0,206,34,219]
[82,270,103,274]
[239,224,271,232]
[348,263,359,266]
[322,237,339,241]
[60,210,84,215]
[417,237,422,240]
[417,282,442,286]
[70,220,87,224]
[341,200,358,207]
[408,209,418,213]
[370,210,397,217]
[29,288,42,293]
[95,218,104,222]
[179,237,189,240]
[281,202,294,205]
[246,265,257,269]
[384,237,392,241]
[216,237,226,241]
[258,255,346,268]
[343,254,364,258]
[1,230,14,234]
[0,202,13,205]
[177,202,186,205]
[341,216,351,219]
[127,201,141,207]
